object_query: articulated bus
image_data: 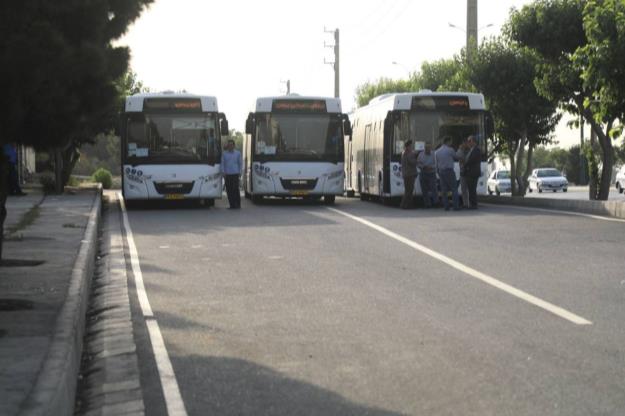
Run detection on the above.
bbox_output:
[121,92,229,205]
[243,95,352,204]
[346,91,493,203]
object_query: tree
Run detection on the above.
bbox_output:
[0,0,153,259]
[468,38,560,196]
[507,0,617,200]
[354,57,471,107]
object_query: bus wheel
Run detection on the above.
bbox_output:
[324,195,336,205]
[206,198,215,207]
[346,190,355,198]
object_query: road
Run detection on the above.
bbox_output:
[119,195,625,416]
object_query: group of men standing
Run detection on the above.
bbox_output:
[400,136,482,211]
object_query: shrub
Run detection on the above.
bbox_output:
[91,168,112,189]
[38,172,56,194]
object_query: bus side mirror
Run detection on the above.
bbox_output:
[219,113,229,136]
[485,111,495,138]
[342,115,352,136]
[245,113,254,135]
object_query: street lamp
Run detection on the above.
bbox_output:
[392,61,411,77]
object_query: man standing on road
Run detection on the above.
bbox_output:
[456,139,470,209]
[463,135,482,209]
[400,140,418,209]
[221,139,242,209]
[3,143,26,196]
[417,143,437,208]
[435,136,459,211]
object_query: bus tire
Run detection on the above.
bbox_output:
[346,190,355,198]
[206,198,215,207]
[324,195,336,205]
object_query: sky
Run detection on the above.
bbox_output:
[119,0,587,148]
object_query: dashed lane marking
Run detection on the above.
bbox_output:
[326,207,593,326]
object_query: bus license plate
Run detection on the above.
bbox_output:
[165,194,184,200]
[291,190,309,196]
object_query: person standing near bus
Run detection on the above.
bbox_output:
[417,143,437,208]
[3,143,25,196]
[435,136,460,211]
[221,139,242,209]
[400,140,418,209]
[456,139,470,209]
[463,135,482,209]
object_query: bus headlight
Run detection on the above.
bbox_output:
[326,170,344,180]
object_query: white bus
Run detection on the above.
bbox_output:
[243,95,352,204]
[346,91,493,203]
[121,92,229,205]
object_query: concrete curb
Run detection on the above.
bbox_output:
[479,195,625,219]
[18,185,103,416]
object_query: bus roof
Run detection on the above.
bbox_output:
[125,92,219,113]
[363,91,486,112]
[255,95,342,113]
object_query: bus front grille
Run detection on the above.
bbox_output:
[154,181,195,194]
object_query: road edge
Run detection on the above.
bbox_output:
[18,185,103,416]
[479,195,625,219]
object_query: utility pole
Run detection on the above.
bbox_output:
[280,79,291,95]
[324,27,340,98]
[466,0,478,62]
[579,114,587,185]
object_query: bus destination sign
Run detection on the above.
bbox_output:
[144,98,202,112]
[272,100,327,113]
[411,96,470,111]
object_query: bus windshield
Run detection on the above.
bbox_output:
[254,113,343,161]
[392,110,486,159]
[125,113,219,164]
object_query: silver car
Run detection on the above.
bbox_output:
[528,168,568,193]
[487,169,512,195]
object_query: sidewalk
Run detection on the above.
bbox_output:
[0,186,101,415]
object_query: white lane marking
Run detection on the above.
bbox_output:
[481,202,625,223]
[268,255,284,260]
[119,193,189,416]
[326,207,592,326]
[191,244,203,249]
[159,245,170,249]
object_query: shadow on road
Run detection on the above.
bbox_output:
[172,354,406,416]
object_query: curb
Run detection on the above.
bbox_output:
[479,195,625,219]
[18,185,103,416]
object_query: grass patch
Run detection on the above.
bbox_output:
[5,196,45,236]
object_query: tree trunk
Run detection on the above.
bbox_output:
[514,136,527,195]
[582,109,615,200]
[61,142,80,187]
[0,154,9,261]
[595,123,614,201]
[508,139,518,196]
[54,148,64,194]
[522,142,535,195]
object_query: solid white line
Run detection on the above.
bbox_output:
[119,193,189,416]
[481,202,625,223]
[326,207,593,326]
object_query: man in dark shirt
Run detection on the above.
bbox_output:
[400,140,418,209]
[463,135,482,209]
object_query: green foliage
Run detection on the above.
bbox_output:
[469,38,560,166]
[577,0,625,134]
[74,133,120,176]
[92,168,113,190]
[354,57,472,107]
[38,173,56,194]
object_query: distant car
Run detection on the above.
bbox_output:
[528,168,568,193]
[615,165,625,194]
[487,169,512,195]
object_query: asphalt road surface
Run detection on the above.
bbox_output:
[120,194,625,416]
[525,186,622,201]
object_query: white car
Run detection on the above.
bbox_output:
[528,168,568,193]
[487,169,512,195]
[615,165,625,194]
